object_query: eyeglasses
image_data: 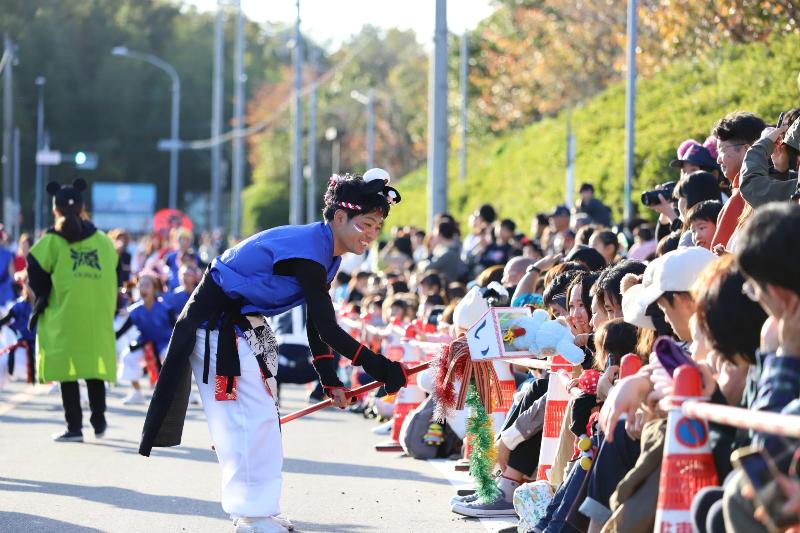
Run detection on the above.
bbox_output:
[742,278,762,302]
[718,142,746,154]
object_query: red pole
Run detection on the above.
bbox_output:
[280,361,431,424]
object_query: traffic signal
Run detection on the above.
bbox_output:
[73,151,98,170]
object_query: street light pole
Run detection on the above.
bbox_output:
[623,0,637,226]
[210,1,225,231]
[427,0,449,229]
[111,46,181,209]
[459,31,468,183]
[325,127,340,176]
[2,34,14,234]
[231,0,246,236]
[34,77,45,232]
[290,0,304,226]
[307,47,318,224]
[350,89,375,170]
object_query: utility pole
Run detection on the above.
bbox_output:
[12,127,18,240]
[210,1,225,231]
[366,89,375,169]
[623,0,637,225]
[565,113,576,210]
[230,0,245,236]
[290,0,303,225]
[459,31,468,182]
[2,34,14,233]
[306,47,318,224]
[34,77,45,232]
[427,0,448,229]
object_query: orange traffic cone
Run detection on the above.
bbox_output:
[654,364,718,531]
[536,355,573,482]
[375,338,426,452]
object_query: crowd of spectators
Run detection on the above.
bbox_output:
[325,109,800,533]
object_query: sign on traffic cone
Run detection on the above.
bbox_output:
[654,364,719,532]
[536,355,573,482]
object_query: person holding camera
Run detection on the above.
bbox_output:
[644,171,722,248]
[740,109,800,209]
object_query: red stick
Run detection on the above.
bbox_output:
[280,361,431,424]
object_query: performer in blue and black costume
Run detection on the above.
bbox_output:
[140,169,407,533]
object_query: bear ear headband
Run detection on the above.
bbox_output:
[363,168,401,205]
[46,178,87,206]
[328,168,401,208]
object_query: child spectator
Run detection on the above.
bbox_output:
[687,200,723,249]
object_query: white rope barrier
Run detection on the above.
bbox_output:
[682,400,800,438]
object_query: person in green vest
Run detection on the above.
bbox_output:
[27,179,118,442]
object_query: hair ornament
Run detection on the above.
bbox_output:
[336,201,362,211]
[328,174,342,188]
[363,167,390,184]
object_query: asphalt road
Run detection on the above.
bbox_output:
[0,379,511,533]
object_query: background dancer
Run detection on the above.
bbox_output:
[115,271,174,404]
[26,179,118,442]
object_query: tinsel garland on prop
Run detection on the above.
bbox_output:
[466,384,500,502]
[431,334,508,421]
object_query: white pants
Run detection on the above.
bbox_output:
[190,329,283,519]
[118,345,166,382]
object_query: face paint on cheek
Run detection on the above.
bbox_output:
[352,223,365,233]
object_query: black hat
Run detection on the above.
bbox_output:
[549,205,571,218]
[47,178,87,209]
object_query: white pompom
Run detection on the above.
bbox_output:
[363,167,390,183]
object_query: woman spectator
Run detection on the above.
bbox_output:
[26,179,118,442]
[590,230,620,265]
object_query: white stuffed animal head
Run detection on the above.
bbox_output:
[503,309,584,364]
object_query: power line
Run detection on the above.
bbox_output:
[178,40,368,151]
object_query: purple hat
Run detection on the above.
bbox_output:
[669,142,719,171]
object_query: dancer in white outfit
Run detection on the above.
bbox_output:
[140,170,408,532]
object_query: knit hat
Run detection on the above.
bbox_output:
[47,178,87,209]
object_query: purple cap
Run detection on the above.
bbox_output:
[669,142,719,171]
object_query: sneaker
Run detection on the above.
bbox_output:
[272,515,294,531]
[450,491,479,506]
[451,476,520,518]
[52,430,84,443]
[94,422,108,439]
[122,390,145,405]
[451,496,518,518]
[234,516,289,533]
[371,420,393,435]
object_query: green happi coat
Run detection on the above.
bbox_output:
[30,228,118,382]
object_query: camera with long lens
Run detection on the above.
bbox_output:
[641,181,676,207]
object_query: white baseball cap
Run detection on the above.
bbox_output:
[622,282,655,329]
[636,247,717,308]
